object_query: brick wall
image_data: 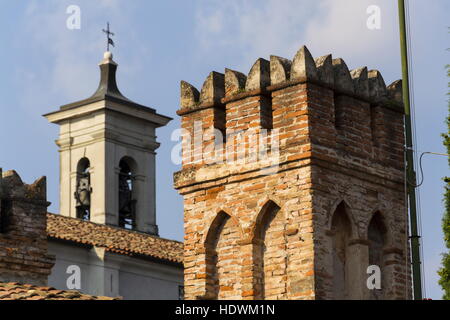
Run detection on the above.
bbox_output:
[174,45,411,300]
[0,169,55,286]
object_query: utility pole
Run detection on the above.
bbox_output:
[397,0,423,300]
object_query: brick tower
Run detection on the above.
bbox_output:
[174,46,411,300]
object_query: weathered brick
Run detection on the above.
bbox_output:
[0,170,55,287]
[175,46,411,300]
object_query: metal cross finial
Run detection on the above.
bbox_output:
[102,22,115,52]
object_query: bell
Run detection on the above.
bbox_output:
[77,189,90,207]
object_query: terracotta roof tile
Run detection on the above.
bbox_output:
[46,213,183,265]
[0,282,118,300]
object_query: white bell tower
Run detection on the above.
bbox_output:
[44,51,171,235]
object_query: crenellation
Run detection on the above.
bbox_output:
[387,80,403,103]
[180,80,200,109]
[332,58,355,95]
[177,46,404,168]
[314,54,334,87]
[245,58,270,92]
[270,55,292,85]
[179,45,402,116]
[291,46,318,82]
[350,67,370,100]
[368,69,388,102]
[225,68,247,97]
[200,71,225,106]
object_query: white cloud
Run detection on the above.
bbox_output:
[195,0,317,65]
[194,0,399,80]
[303,0,399,68]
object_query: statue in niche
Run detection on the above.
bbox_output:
[75,171,91,220]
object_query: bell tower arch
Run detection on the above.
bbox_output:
[75,157,91,220]
[44,51,171,235]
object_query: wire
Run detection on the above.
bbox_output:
[407,148,450,157]
[405,151,448,188]
[405,145,449,298]
[406,148,450,187]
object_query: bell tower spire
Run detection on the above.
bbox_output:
[44,50,172,235]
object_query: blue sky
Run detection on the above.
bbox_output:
[0,0,448,299]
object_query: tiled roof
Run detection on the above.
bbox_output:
[46,213,183,265]
[0,282,117,300]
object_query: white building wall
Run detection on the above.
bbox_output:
[47,241,183,300]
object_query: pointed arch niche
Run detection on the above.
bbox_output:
[252,200,286,300]
[204,211,241,300]
[367,211,388,300]
[329,201,353,299]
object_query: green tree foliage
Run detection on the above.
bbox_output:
[438,63,450,300]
